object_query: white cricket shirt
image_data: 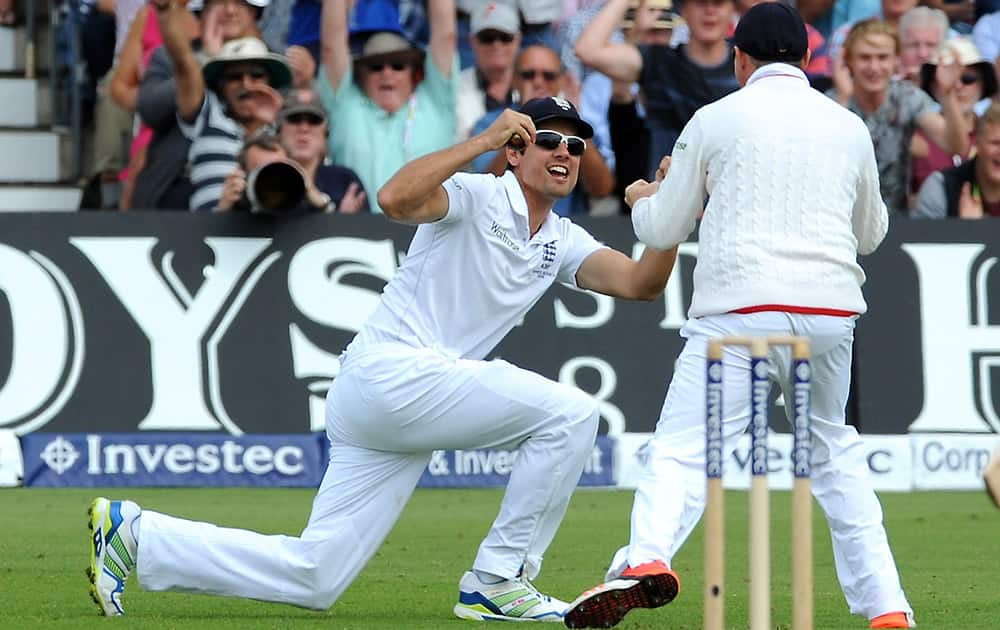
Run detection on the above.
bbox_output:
[352,171,606,360]
[631,64,888,318]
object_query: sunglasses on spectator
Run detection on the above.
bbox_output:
[534,130,586,156]
[286,112,325,126]
[960,72,981,85]
[223,68,268,82]
[519,68,560,82]
[367,61,409,73]
[477,31,516,45]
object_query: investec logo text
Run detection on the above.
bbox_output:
[41,435,305,476]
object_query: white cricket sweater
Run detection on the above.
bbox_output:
[632,64,888,318]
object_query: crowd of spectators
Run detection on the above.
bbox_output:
[68,0,1000,218]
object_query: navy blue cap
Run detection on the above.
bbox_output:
[519,97,594,139]
[732,3,808,63]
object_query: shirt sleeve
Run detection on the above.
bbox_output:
[440,172,494,224]
[631,112,706,250]
[852,124,889,255]
[911,171,949,219]
[557,221,607,288]
[177,94,210,141]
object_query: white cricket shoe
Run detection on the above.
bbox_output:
[453,570,568,622]
[86,497,140,616]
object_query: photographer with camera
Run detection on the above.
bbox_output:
[151,0,295,210]
[217,131,337,213]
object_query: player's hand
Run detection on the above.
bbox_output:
[624,178,659,208]
[480,108,536,152]
[654,155,671,182]
[216,167,247,211]
[337,182,367,214]
[286,45,317,89]
[958,181,984,219]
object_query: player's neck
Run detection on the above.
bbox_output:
[520,188,554,236]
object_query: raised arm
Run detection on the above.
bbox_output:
[150,0,204,122]
[320,0,351,90]
[109,6,148,111]
[918,48,971,156]
[427,0,457,77]
[575,0,642,83]
[378,108,535,223]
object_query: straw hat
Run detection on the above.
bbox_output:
[920,37,997,99]
[202,37,292,90]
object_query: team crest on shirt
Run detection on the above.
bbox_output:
[533,239,558,279]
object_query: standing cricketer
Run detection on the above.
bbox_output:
[85,97,679,623]
[563,5,914,630]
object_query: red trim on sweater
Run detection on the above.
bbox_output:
[730,304,857,317]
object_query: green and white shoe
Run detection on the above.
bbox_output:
[86,497,140,616]
[453,570,568,622]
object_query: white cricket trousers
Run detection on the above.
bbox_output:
[135,342,599,609]
[607,312,912,621]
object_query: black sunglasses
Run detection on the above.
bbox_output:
[223,67,268,82]
[367,61,409,73]
[960,72,981,85]
[535,130,586,156]
[519,69,559,82]
[286,112,325,126]
[477,31,516,45]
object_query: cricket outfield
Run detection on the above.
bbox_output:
[1,488,995,629]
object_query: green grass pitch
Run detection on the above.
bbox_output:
[1,487,997,629]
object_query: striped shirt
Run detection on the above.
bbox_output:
[179,93,245,211]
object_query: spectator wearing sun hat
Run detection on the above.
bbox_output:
[317,0,458,214]
[134,0,300,210]
[187,37,291,210]
[147,0,293,211]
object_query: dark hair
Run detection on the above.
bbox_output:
[238,131,285,171]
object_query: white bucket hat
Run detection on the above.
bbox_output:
[202,37,292,90]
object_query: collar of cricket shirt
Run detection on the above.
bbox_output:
[746,63,808,87]
[500,170,559,243]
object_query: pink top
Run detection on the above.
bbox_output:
[120,9,163,183]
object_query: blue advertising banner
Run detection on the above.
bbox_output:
[416,435,615,488]
[21,433,324,487]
